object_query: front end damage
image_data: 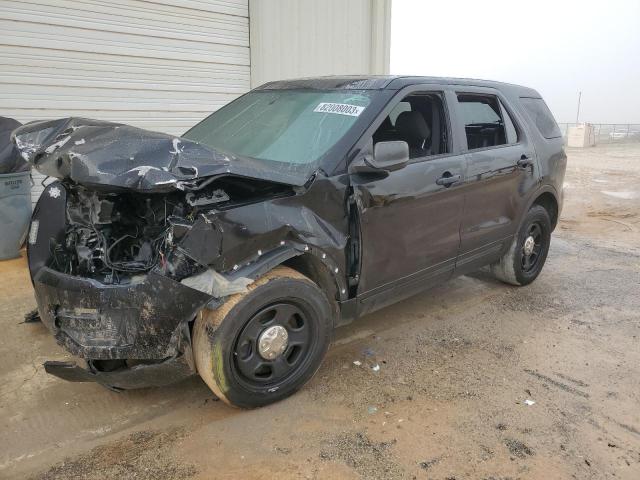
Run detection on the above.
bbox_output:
[16,118,349,390]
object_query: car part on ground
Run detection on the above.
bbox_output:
[23,308,41,323]
[42,354,195,391]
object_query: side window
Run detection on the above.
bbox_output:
[373,93,449,159]
[499,100,519,144]
[520,97,562,139]
[389,102,411,126]
[457,94,507,150]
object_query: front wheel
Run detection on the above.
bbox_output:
[490,205,551,286]
[192,266,333,408]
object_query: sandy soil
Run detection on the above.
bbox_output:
[0,144,639,480]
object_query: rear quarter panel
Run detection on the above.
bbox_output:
[503,88,567,222]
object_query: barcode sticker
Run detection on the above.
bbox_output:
[313,103,365,117]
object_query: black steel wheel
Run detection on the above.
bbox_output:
[232,302,313,387]
[520,221,544,273]
[491,204,551,286]
[193,266,333,408]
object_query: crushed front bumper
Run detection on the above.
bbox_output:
[43,356,195,391]
[33,266,213,387]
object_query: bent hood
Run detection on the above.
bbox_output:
[11,117,306,191]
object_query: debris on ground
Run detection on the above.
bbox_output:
[523,399,536,406]
[23,309,41,323]
[419,457,441,470]
[319,432,403,479]
[34,428,196,480]
[504,438,535,458]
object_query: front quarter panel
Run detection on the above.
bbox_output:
[199,174,352,300]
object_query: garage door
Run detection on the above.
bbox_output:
[0,0,250,204]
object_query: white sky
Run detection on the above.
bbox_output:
[390,0,640,124]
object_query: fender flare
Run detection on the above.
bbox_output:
[223,244,348,303]
[519,183,560,231]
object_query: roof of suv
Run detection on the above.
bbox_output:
[257,75,540,98]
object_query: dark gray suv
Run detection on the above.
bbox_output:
[15,76,566,408]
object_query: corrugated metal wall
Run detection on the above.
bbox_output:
[249,0,391,88]
[0,0,250,203]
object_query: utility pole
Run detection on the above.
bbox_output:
[575,91,582,124]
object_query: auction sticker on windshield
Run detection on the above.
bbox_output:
[313,103,365,117]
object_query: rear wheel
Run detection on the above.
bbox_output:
[192,266,333,408]
[490,205,551,286]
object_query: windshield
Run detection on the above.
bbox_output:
[183,89,375,179]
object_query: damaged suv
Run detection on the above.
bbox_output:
[15,76,565,408]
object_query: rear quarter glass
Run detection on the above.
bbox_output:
[520,97,562,139]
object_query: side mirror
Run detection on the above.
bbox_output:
[372,141,409,171]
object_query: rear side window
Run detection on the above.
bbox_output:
[456,94,507,149]
[520,97,561,139]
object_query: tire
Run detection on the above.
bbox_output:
[490,205,551,286]
[192,266,333,408]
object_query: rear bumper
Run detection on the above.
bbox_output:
[33,267,212,360]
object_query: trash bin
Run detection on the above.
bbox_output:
[0,171,32,260]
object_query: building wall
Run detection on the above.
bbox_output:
[0,0,250,204]
[249,0,391,87]
[0,0,392,204]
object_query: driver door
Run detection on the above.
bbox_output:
[350,88,467,314]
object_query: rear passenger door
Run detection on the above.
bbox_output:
[451,88,538,272]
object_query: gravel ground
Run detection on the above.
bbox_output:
[0,143,639,480]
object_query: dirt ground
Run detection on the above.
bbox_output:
[1,144,639,480]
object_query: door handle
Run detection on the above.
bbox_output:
[436,173,461,187]
[517,154,534,168]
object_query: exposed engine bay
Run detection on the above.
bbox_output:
[60,188,176,282]
[50,176,292,285]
